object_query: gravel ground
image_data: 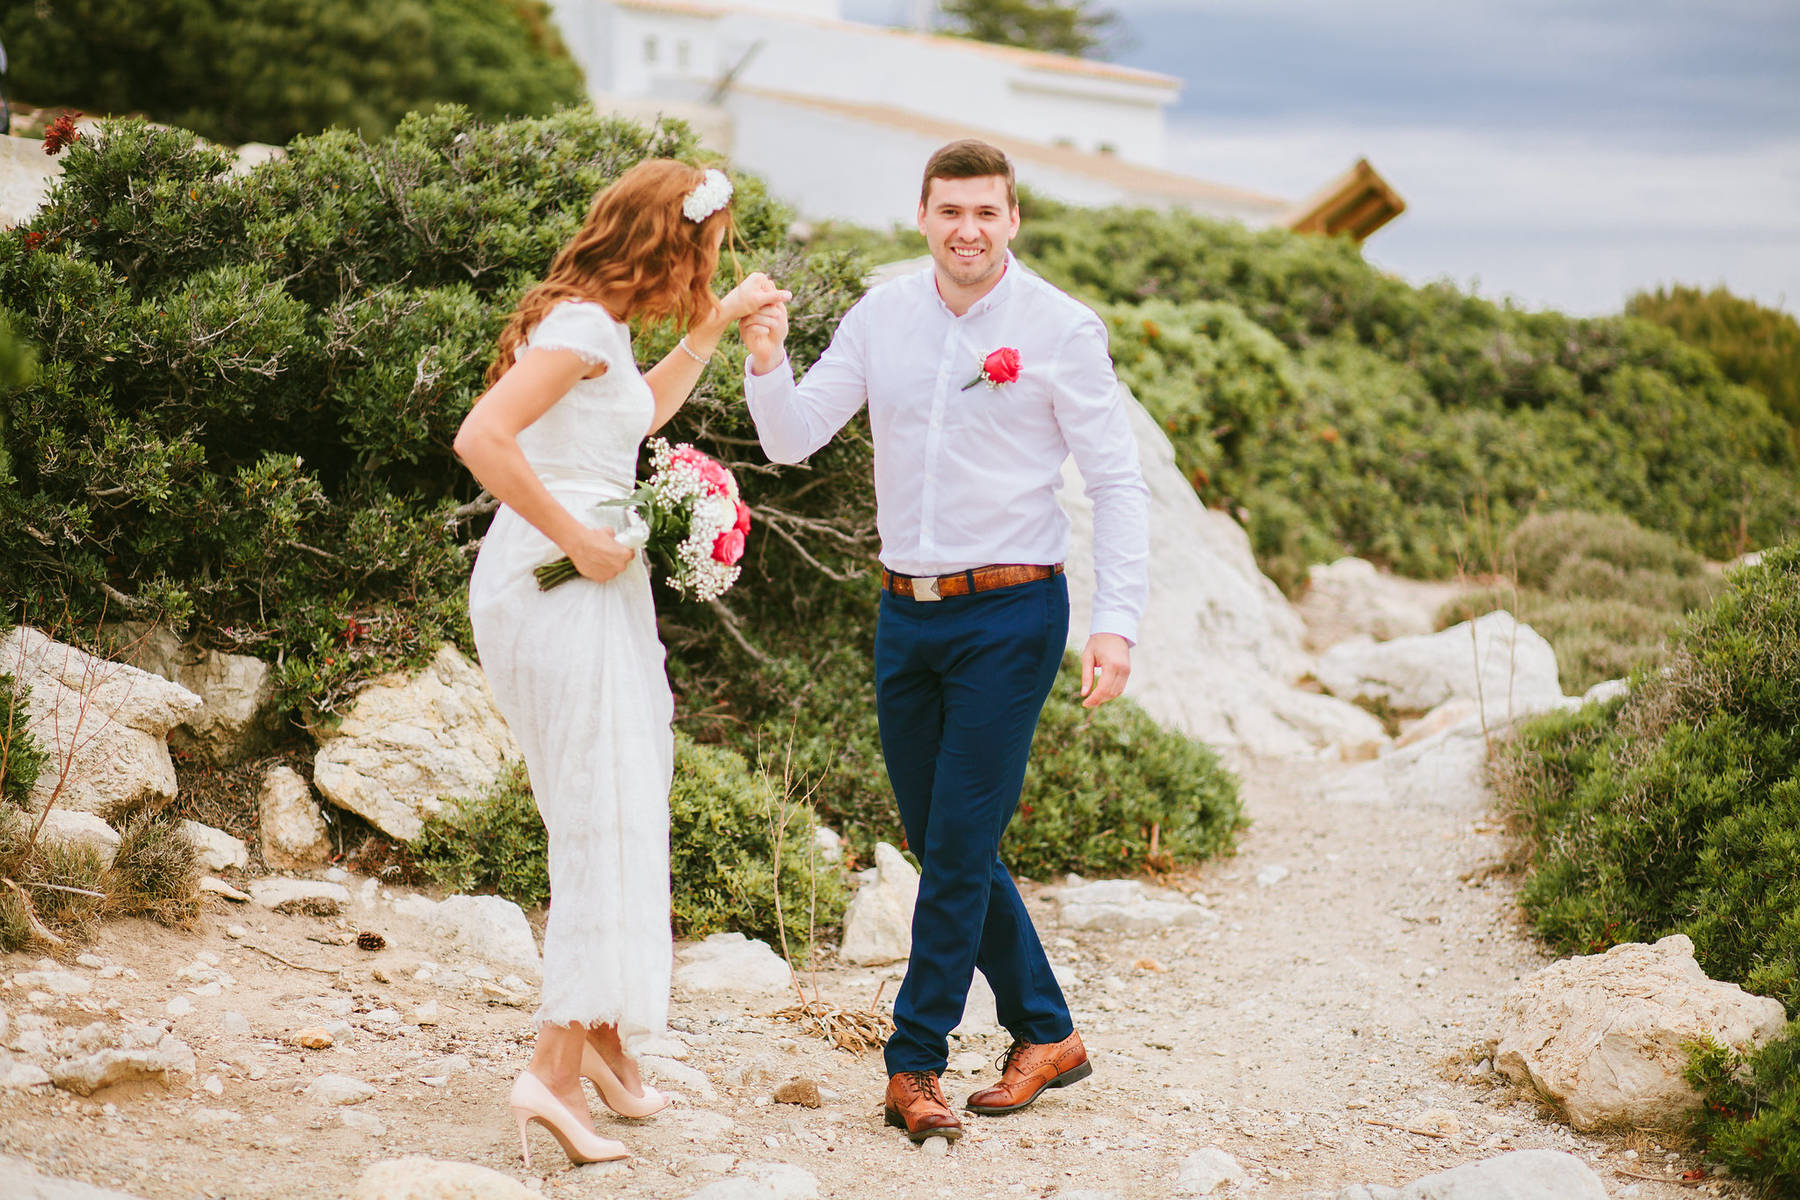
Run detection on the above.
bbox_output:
[0,755,1743,1199]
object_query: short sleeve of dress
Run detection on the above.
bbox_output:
[525,301,621,369]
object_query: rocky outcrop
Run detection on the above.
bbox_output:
[257,766,333,869]
[249,879,350,916]
[33,810,121,867]
[1060,396,1388,762]
[391,893,541,976]
[179,820,248,873]
[1051,879,1216,933]
[113,624,276,765]
[1314,610,1565,725]
[837,842,917,966]
[1,627,202,815]
[1490,934,1787,1130]
[351,1157,548,1200]
[1295,557,1463,651]
[673,933,793,996]
[311,644,520,842]
[47,1027,197,1096]
[1337,1149,1608,1199]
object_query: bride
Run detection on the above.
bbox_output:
[454,159,787,1167]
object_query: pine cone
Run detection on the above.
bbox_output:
[355,931,386,952]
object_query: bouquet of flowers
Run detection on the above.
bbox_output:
[534,438,750,600]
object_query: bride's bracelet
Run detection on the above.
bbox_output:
[676,336,712,366]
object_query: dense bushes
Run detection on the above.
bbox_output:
[414,736,846,955]
[1014,208,1800,588]
[1438,512,1722,692]
[0,0,583,144]
[1628,285,1800,441]
[1490,544,1800,1190]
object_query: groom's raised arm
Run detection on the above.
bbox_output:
[743,300,871,465]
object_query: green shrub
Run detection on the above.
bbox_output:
[0,669,46,812]
[1629,285,1800,440]
[414,736,847,957]
[411,762,550,907]
[1688,1020,1800,1196]
[0,0,584,145]
[1438,512,1725,693]
[1491,544,1800,1190]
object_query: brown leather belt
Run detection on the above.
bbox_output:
[882,563,1063,602]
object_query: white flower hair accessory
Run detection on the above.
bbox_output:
[682,168,733,223]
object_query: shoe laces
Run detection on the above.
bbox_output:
[903,1070,944,1102]
[996,1039,1028,1075]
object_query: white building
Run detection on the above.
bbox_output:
[546,0,1401,237]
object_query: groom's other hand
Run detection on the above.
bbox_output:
[740,301,790,376]
[1079,634,1131,708]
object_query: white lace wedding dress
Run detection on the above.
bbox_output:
[467,299,674,1041]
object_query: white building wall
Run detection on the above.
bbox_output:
[550,1,1174,164]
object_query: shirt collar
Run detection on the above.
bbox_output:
[925,251,1019,319]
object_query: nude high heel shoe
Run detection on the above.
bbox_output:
[509,1070,630,1168]
[581,1042,669,1119]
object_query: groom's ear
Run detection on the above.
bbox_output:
[916,202,928,237]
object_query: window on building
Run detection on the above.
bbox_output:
[644,35,659,64]
[676,40,691,70]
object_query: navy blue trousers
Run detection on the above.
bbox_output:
[875,573,1075,1074]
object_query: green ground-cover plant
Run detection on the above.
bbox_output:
[1438,512,1724,692]
[0,0,583,145]
[1013,209,1800,588]
[1629,285,1800,443]
[1490,544,1800,1191]
[414,736,846,955]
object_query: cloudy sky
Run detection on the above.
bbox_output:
[845,0,1800,316]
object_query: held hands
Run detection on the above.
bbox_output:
[563,525,636,584]
[1079,633,1131,709]
[717,272,790,326]
[740,298,790,376]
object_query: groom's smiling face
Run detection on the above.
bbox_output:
[918,175,1020,293]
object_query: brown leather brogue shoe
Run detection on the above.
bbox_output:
[965,1031,1091,1115]
[883,1070,963,1143]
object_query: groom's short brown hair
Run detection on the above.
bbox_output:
[921,140,1017,210]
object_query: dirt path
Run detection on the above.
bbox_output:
[0,756,1739,1199]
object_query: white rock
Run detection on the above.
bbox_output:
[0,627,201,815]
[49,1034,197,1095]
[164,997,191,1018]
[220,1011,251,1036]
[1296,557,1463,649]
[258,766,332,870]
[0,1061,51,1090]
[641,1054,716,1100]
[311,643,521,842]
[1340,1148,1609,1199]
[12,970,91,997]
[1177,1146,1247,1195]
[248,878,349,916]
[1324,716,1492,812]
[1061,396,1387,762]
[673,933,792,996]
[1581,677,1629,707]
[391,893,540,975]
[838,842,919,965]
[179,820,248,872]
[199,876,251,902]
[1394,697,1481,749]
[1051,880,1215,933]
[0,1151,150,1198]
[1492,934,1788,1130]
[341,1109,387,1136]
[951,971,1002,1039]
[306,1072,377,1105]
[812,826,843,865]
[407,1001,440,1027]
[351,1157,547,1200]
[1254,864,1289,888]
[1315,610,1565,725]
[113,623,275,764]
[33,810,121,867]
[685,1162,820,1200]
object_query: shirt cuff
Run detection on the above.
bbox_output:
[743,352,792,390]
[1088,612,1139,647]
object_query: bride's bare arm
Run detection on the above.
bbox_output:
[642,273,790,434]
[453,348,635,583]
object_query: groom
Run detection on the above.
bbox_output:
[740,140,1149,1143]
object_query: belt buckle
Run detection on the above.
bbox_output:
[914,575,942,602]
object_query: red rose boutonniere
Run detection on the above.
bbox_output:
[962,346,1022,391]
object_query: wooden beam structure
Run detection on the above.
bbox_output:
[1282,157,1406,243]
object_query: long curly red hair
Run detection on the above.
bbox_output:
[487,159,733,384]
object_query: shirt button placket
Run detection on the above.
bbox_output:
[920,320,957,564]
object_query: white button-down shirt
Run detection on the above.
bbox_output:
[745,254,1150,643]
